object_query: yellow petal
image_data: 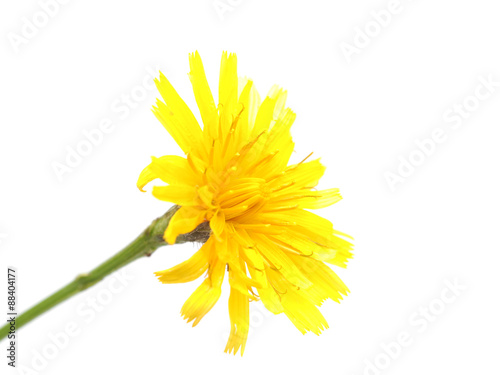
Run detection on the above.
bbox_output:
[263,209,333,236]
[256,108,296,178]
[283,291,329,335]
[271,230,337,263]
[152,185,198,206]
[210,210,226,238]
[153,72,204,155]
[137,163,157,192]
[251,233,311,288]
[239,246,282,313]
[251,95,276,137]
[288,253,349,304]
[268,269,328,335]
[295,188,342,209]
[233,79,253,144]
[181,256,225,326]
[224,287,250,356]
[218,52,238,136]
[137,155,199,191]
[227,258,262,299]
[257,284,284,314]
[279,212,353,268]
[154,243,210,284]
[188,51,218,137]
[251,86,286,137]
[237,76,261,132]
[164,206,205,244]
[324,230,354,268]
[270,159,326,193]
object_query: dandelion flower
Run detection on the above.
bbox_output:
[137,51,353,355]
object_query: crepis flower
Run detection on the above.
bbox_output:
[138,51,353,355]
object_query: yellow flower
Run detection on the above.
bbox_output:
[138,51,353,355]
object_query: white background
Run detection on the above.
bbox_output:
[1,0,500,374]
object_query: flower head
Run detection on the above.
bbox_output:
[138,52,353,355]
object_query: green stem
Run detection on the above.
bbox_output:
[0,205,210,341]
